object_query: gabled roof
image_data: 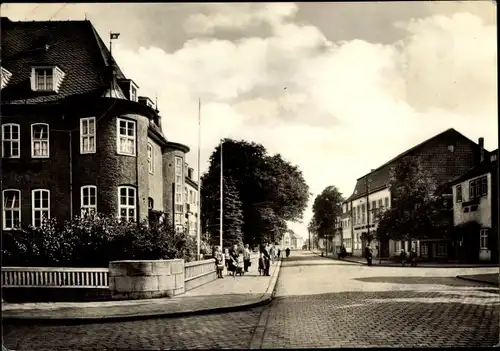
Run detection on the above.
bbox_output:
[1,17,126,104]
[345,128,486,202]
[449,149,498,186]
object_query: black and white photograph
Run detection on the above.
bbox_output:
[1,1,498,349]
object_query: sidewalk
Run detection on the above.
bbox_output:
[311,250,499,268]
[2,257,282,323]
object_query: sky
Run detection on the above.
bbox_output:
[2,2,497,239]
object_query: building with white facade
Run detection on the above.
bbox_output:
[183,164,199,237]
[449,149,498,262]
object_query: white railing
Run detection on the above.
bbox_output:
[184,259,216,282]
[1,267,109,288]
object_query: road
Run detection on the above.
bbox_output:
[3,251,498,349]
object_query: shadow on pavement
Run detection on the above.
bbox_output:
[355,276,498,287]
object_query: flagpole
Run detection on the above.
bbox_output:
[220,139,223,251]
[196,99,202,260]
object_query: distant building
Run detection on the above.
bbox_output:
[342,129,490,259]
[449,149,498,262]
[0,17,193,233]
[184,164,199,237]
[280,231,303,250]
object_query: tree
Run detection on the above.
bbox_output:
[376,156,449,249]
[312,186,344,240]
[201,139,309,248]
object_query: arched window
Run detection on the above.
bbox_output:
[2,124,20,158]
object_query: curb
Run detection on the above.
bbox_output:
[311,251,499,269]
[456,275,499,287]
[2,259,284,325]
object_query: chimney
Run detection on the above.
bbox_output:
[479,137,484,163]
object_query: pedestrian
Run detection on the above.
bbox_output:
[277,248,281,259]
[214,246,224,279]
[243,244,251,272]
[228,244,241,277]
[261,243,271,276]
[409,248,418,267]
[269,245,275,264]
[285,247,290,258]
[400,249,407,267]
[224,248,230,275]
[364,245,373,266]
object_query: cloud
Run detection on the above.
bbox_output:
[183,3,298,35]
[3,3,495,237]
[111,6,496,237]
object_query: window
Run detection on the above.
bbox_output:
[378,199,383,208]
[361,204,366,224]
[147,143,154,174]
[2,124,20,158]
[32,189,50,228]
[148,197,154,210]
[436,243,446,256]
[31,123,49,158]
[469,176,487,199]
[420,244,428,257]
[2,189,21,230]
[184,187,188,207]
[481,177,487,196]
[130,85,137,102]
[34,68,54,91]
[81,186,97,216]
[384,197,389,208]
[117,118,136,156]
[456,185,462,203]
[118,186,136,221]
[80,117,96,154]
[174,156,183,213]
[480,229,488,249]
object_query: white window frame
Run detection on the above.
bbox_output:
[2,189,21,230]
[81,185,97,216]
[456,184,462,203]
[2,123,20,158]
[480,229,488,250]
[80,117,96,154]
[33,67,54,91]
[147,143,154,174]
[174,156,183,213]
[116,118,136,156]
[118,186,136,221]
[31,123,50,158]
[32,189,50,228]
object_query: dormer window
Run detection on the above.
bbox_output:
[30,66,65,93]
[128,80,139,102]
[1,67,12,89]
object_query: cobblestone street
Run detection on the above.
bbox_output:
[3,251,498,349]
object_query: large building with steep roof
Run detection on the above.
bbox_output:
[0,17,197,234]
[338,128,491,260]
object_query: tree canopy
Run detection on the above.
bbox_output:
[201,139,310,248]
[312,185,344,239]
[376,156,452,242]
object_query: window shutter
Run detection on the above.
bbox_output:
[30,68,37,91]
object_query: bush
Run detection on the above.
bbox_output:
[2,214,197,267]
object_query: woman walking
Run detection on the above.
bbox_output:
[243,244,251,272]
[214,246,224,279]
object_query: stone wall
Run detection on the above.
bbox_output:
[109,259,185,300]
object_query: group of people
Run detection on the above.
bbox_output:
[212,243,291,278]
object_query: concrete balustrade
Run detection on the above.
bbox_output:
[109,259,185,300]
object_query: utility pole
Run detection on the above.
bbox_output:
[365,176,370,251]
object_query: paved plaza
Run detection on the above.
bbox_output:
[3,251,498,349]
